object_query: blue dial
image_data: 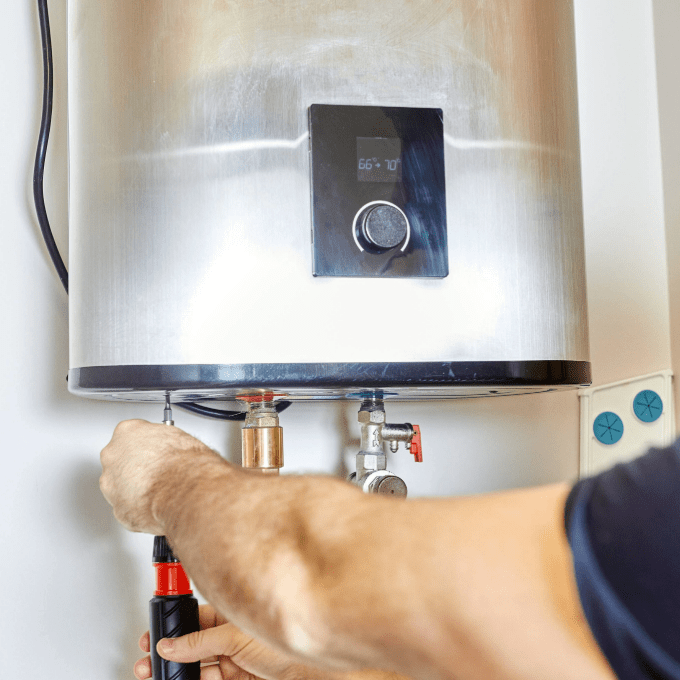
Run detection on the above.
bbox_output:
[593,411,624,445]
[633,390,663,423]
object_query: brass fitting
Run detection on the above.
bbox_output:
[240,399,284,473]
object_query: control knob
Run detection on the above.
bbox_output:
[355,203,408,253]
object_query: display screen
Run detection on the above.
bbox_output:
[356,137,403,182]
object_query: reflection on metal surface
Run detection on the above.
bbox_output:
[68,0,589,398]
[443,134,572,155]
[126,133,310,162]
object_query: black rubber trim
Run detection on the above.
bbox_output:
[69,361,591,393]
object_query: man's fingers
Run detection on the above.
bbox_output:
[200,665,224,680]
[133,655,151,679]
[157,622,252,663]
[113,419,148,436]
[157,627,226,663]
[139,607,221,656]
[139,630,150,652]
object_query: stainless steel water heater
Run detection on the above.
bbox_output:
[67,0,589,403]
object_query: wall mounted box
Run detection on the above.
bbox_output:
[579,371,675,477]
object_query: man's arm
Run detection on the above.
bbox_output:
[100,420,614,680]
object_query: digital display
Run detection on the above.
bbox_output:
[357,137,402,182]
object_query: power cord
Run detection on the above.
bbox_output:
[34,0,68,293]
[178,401,291,421]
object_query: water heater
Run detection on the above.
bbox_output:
[66,0,589,402]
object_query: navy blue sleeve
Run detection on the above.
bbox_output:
[565,441,680,679]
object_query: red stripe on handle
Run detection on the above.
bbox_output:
[154,562,193,596]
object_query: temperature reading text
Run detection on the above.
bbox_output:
[357,137,403,182]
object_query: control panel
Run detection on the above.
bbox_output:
[309,104,448,278]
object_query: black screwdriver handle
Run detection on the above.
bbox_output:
[149,594,200,679]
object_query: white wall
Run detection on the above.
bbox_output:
[0,1,671,677]
[575,0,670,386]
[653,0,680,428]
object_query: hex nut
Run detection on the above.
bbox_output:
[358,410,386,424]
[245,414,279,428]
[359,411,385,423]
[357,453,385,471]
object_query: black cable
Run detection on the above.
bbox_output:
[177,403,247,421]
[178,401,292,421]
[34,0,68,294]
[33,0,293,422]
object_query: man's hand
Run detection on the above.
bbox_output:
[133,604,402,680]
[134,604,305,680]
[99,419,227,534]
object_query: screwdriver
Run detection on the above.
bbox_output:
[148,396,200,679]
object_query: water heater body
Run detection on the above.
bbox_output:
[67,0,590,402]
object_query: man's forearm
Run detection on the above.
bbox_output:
[153,455,391,667]
[150,451,614,680]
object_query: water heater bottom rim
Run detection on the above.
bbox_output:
[67,361,591,401]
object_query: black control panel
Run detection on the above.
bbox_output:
[309,104,448,278]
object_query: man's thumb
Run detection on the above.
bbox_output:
[157,627,224,663]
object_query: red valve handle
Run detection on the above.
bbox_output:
[410,424,423,462]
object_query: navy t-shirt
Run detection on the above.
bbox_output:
[565,441,680,678]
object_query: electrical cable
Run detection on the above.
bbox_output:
[178,401,292,421]
[33,0,292,421]
[34,0,68,294]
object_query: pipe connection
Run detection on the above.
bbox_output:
[240,399,284,473]
[350,398,422,496]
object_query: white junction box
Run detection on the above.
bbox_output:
[579,370,675,477]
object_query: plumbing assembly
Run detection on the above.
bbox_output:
[236,394,422,495]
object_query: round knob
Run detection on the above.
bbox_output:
[357,203,408,252]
